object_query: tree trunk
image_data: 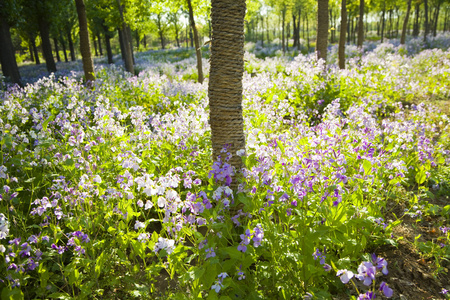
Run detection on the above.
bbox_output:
[339,0,347,69]
[97,34,103,55]
[357,0,364,48]
[296,9,301,49]
[68,31,76,61]
[0,16,22,85]
[157,13,165,49]
[413,3,420,36]
[60,34,68,62]
[127,26,135,64]
[117,0,134,74]
[293,13,298,48]
[306,13,310,51]
[261,16,264,46]
[75,0,95,84]
[135,29,140,50]
[118,28,125,61]
[396,9,400,38]
[381,3,386,42]
[54,38,61,62]
[401,0,412,44]
[105,31,113,64]
[209,0,246,188]
[433,3,440,37]
[93,36,98,56]
[31,36,40,65]
[28,43,34,62]
[189,26,194,48]
[187,0,204,84]
[143,34,147,49]
[266,16,270,44]
[37,16,57,72]
[282,6,286,54]
[424,0,429,42]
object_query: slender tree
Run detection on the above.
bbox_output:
[357,0,364,48]
[187,0,204,83]
[424,0,429,41]
[339,0,347,69]
[316,0,329,62]
[209,0,246,187]
[75,0,95,85]
[117,0,134,74]
[401,0,412,44]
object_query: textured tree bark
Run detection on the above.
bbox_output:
[0,16,22,85]
[28,43,34,62]
[118,28,125,61]
[293,13,297,48]
[93,36,98,56]
[38,16,57,72]
[187,0,204,84]
[357,0,364,48]
[75,0,95,85]
[401,0,412,44]
[209,0,246,188]
[339,0,347,69]
[316,0,329,62]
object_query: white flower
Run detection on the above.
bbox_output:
[154,237,175,254]
[145,200,153,210]
[157,196,166,208]
[93,175,102,183]
[134,220,145,230]
[236,149,246,156]
[0,214,9,239]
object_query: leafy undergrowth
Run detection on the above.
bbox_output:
[0,38,449,300]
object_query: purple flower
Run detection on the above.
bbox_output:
[336,269,354,284]
[380,281,393,298]
[356,261,376,286]
[205,247,216,259]
[371,254,388,275]
[357,291,376,300]
[441,288,448,295]
[252,225,264,247]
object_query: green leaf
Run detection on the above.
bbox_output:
[1,288,24,300]
[362,160,372,175]
[415,167,426,185]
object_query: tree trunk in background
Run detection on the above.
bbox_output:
[381,4,386,42]
[126,26,135,64]
[0,16,22,85]
[339,0,347,69]
[282,6,286,54]
[189,26,193,48]
[424,0,429,42]
[118,28,125,61]
[401,0,412,44]
[54,38,61,62]
[266,16,270,44]
[93,36,98,56]
[97,34,103,55]
[31,36,40,64]
[413,3,420,36]
[117,0,134,74]
[316,0,329,61]
[433,3,440,37]
[396,9,400,37]
[68,31,76,61]
[75,0,95,85]
[261,16,264,46]
[61,35,68,62]
[157,14,165,49]
[187,0,204,84]
[293,13,298,48]
[329,9,334,43]
[105,31,113,64]
[37,16,57,72]
[348,14,351,43]
[357,0,364,48]
[296,9,301,49]
[306,13,310,51]
[143,35,147,49]
[28,43,34,62]
[209,0,246,188]
[388,9,392,38]
[135,30,140,50]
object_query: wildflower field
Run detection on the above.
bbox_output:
[1,35,450,299]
